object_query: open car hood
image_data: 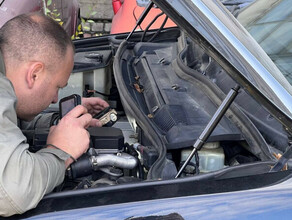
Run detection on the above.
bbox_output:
[152,0,292,134]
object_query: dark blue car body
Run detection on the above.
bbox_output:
[27,177,292,219]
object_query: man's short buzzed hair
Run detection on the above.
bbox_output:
[0,12,74,70]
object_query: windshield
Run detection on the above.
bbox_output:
[238,0,292,85]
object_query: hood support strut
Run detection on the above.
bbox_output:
[176,85,240,178]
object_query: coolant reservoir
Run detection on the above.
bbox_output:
[181,142,225,173]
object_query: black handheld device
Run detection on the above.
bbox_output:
[94,107,118,127]
[59,94,81,118]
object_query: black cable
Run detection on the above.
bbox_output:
[93,90,111,97]
[194,151,200,174]
[133,6,143,31]
[148,15,168,42]
[85,89,111,97]
[137,159,144,179]
[141,12,164,42]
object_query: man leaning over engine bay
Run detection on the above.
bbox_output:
[0,13,109,216]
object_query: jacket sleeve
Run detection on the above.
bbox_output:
[0,74,69,217]
[19,112,59,130]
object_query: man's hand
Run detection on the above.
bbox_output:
[46,105,92,167]
[82,97,110,127]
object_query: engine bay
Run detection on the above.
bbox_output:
[23,27,290,192]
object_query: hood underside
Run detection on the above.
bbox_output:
[152,0,292,134]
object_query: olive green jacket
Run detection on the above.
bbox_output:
[0,52,70,217]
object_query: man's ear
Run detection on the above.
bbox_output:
[26,62,45,89]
